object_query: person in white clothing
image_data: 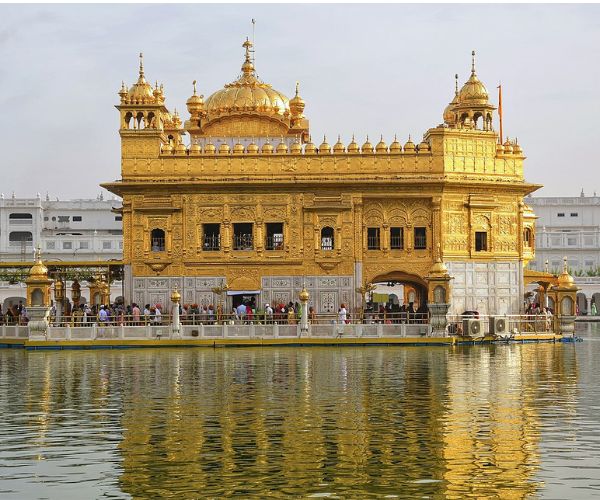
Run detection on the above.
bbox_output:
[338,304,347,324]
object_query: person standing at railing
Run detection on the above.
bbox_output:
[154,305,162,324]
[132,303,141,325]
[265,303,273,324]
[207,304,215,325]
[338,304,347,324]
[143,304,151,324]
[308,306,316,324]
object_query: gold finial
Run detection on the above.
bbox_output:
[192,80,197,95]
[454,73,459,95]
[34,245,41,262]
[243,37,253,61]
[471,50,476,75]
[545,259,549,273]
[295,81,300,96]
[563,256,568,273]
[139,52,144,77]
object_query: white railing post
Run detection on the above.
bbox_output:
[223,323,229,338]
[146,323,152,339]
[273,323,279,338]
[91,323,97,340]
[377,323,383,337]
[64,324,71,340]
[0,325,5,338]
[119,325,125,339]
[200,324,204,338]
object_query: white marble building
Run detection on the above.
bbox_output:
[0,193,123,261]
[0,193,123,311]
[526,191,600,274]
[526,191,600,315]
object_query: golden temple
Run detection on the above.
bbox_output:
[103,41,539,315]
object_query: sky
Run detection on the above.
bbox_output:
[0,4,599,199]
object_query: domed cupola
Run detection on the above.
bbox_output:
[190,39,310,142]
[450,51,496,131]
[443,74,460,127]
[128,53,154,103]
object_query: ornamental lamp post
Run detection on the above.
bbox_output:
[53,277,65,325]
[299,286,310,334]
[171,285,181,338]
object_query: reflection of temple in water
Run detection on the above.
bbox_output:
[106,346,578,497]
[0,345,578,497]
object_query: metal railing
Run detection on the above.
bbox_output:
[202,235,220,251]
[233,234,253,250]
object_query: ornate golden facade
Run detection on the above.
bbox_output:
[103,42,539,314]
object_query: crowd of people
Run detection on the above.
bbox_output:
[0,297,433,327]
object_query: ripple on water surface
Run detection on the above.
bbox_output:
[0,324,599,498]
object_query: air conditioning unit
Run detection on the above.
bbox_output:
[489,316,507,335]
[463,318,482,337]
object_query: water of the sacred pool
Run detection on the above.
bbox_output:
[1,324,599,498]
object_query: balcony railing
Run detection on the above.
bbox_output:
[367,236,380,250]
[265,235,284,250]
[233,234,253,250]
[203,235,220,251]
[390,235,404,249]
[151,238,165,252]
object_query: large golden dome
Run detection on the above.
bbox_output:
[204,39,291,120]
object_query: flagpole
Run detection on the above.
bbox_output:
[497,83,503,144]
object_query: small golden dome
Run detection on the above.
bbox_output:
[175,141,187,155]
[290,140,302,154]
[162,142,173,154]
[347,135,359,154]
[204,141,216,154]
[299,287,310,302]
[129,54,154,102]
[233,141,245,154]
[186,80,204,115]
[247,141,259,154]
[289,82,305,118]
[375,135,388,154]
[496,142,505,154]
[443,74,460,125]
[503,140,513,154]
[404,136,416,153]
[276,138,288,153]
[389,135,402,153]
[418,141,430,153]
[171,287,181,303]
[512,140,523,155]
[333,135,345,154]
[319,136,331,154]
[29,250,48,280]
[261,140,274,154]
[458,51,489,104]
[558,258,576,288]
[304,137,317,154]
[218,142,230,154]
[361,136,373,154]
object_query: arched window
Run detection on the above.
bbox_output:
[150,229,165,252]
[524,228,533,247]
[321,227,334,250]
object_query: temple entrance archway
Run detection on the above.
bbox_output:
[365,271,429,317]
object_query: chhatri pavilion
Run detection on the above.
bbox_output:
[103,39,538,315]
